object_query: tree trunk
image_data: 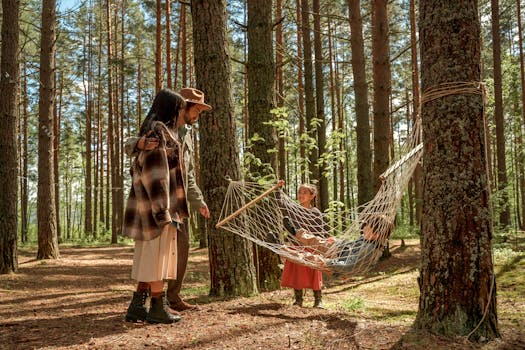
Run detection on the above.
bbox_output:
[37,0,59,259]
[21,61,29,244]
[348,0,372,206]
[166,0,172,88]
[300,0,318,183]
[55,72,63,241]
[296,0,306,183]
[416,1,500,340]
[0,0,20,273]
[312,0,329,211]
[410,0,422,225]
[371,0,391,194]
[155,0,163,92]
[247,0,280,291]
[191,0,258,297]
[517,0,525,229]
[327,14,338,200]
[181,2,188,86]
[491,0,510,228]
[84,20,93,238]
[276,0,286,182]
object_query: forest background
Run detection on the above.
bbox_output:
[0,0,524,348]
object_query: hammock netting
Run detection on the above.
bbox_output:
[216,119,423,275]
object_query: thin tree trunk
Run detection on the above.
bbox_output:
[327,14,338,200]
[0,0,20,273]
[313,0,328,210]
[276,0,286,182]
[296,0,306,183]
[301,0,318,183]
[491,0,510,228]
[410,0,422,225]
[348,0,372,205]
[37,0,59,259]
[516,0,525,230]
[21,61,29,244]
[156,0,163,92]
[181,2,188,86]
[166,0,172,88]
[371,0,391,194]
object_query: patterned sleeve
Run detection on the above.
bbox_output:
[140,148,171,228]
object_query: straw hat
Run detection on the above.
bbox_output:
[180,87,212,111]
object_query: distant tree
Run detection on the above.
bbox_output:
[416,1,500,340]
[348,0,373,206]
[491,0,510,228]
[313,0,329,211]
[300,0,318,183]
[371,0,392,193]
[0,0,20,273]
[191,0,258,297]
[37,0,60,259]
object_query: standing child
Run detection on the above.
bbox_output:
[280,184,325,308]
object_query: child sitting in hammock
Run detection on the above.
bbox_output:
[282,214,393,274]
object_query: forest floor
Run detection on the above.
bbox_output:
[0,239,523,350]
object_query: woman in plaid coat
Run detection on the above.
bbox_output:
[123,89,187,324]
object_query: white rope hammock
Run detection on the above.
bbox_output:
[216,119,423,276]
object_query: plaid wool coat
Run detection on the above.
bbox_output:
[122,122,188,241]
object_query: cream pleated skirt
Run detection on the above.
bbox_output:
[131,224,178,282]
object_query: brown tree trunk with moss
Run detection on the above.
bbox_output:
[415,1,500,340]
[0,0,20,273]
[37,0,60,260]
[348,0,372,206]
[191,0,258,297]
[246,0,280,291]
[276,0,286,182]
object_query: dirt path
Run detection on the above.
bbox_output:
[0,241,522,349]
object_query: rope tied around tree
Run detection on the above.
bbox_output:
[420,81,488,108]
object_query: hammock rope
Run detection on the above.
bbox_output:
[216,117,423,275]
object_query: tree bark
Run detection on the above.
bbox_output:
[191,0,258,297]
[300,0,318,183]
[348,0,372,206]
[410,0,422,225]
[294,0,306,183]
[156,0,163,92]
[0,0,20,273]
[246,0,280,291]
[371,0,391,194]
[491,0,510,228]
[416,1,500,340]
[37,0,59,259]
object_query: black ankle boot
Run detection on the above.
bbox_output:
[147,293,182,324]
[283,217,297,236]
[313,290,324,308]
[125,290,148,322]
[293,289,303,306]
